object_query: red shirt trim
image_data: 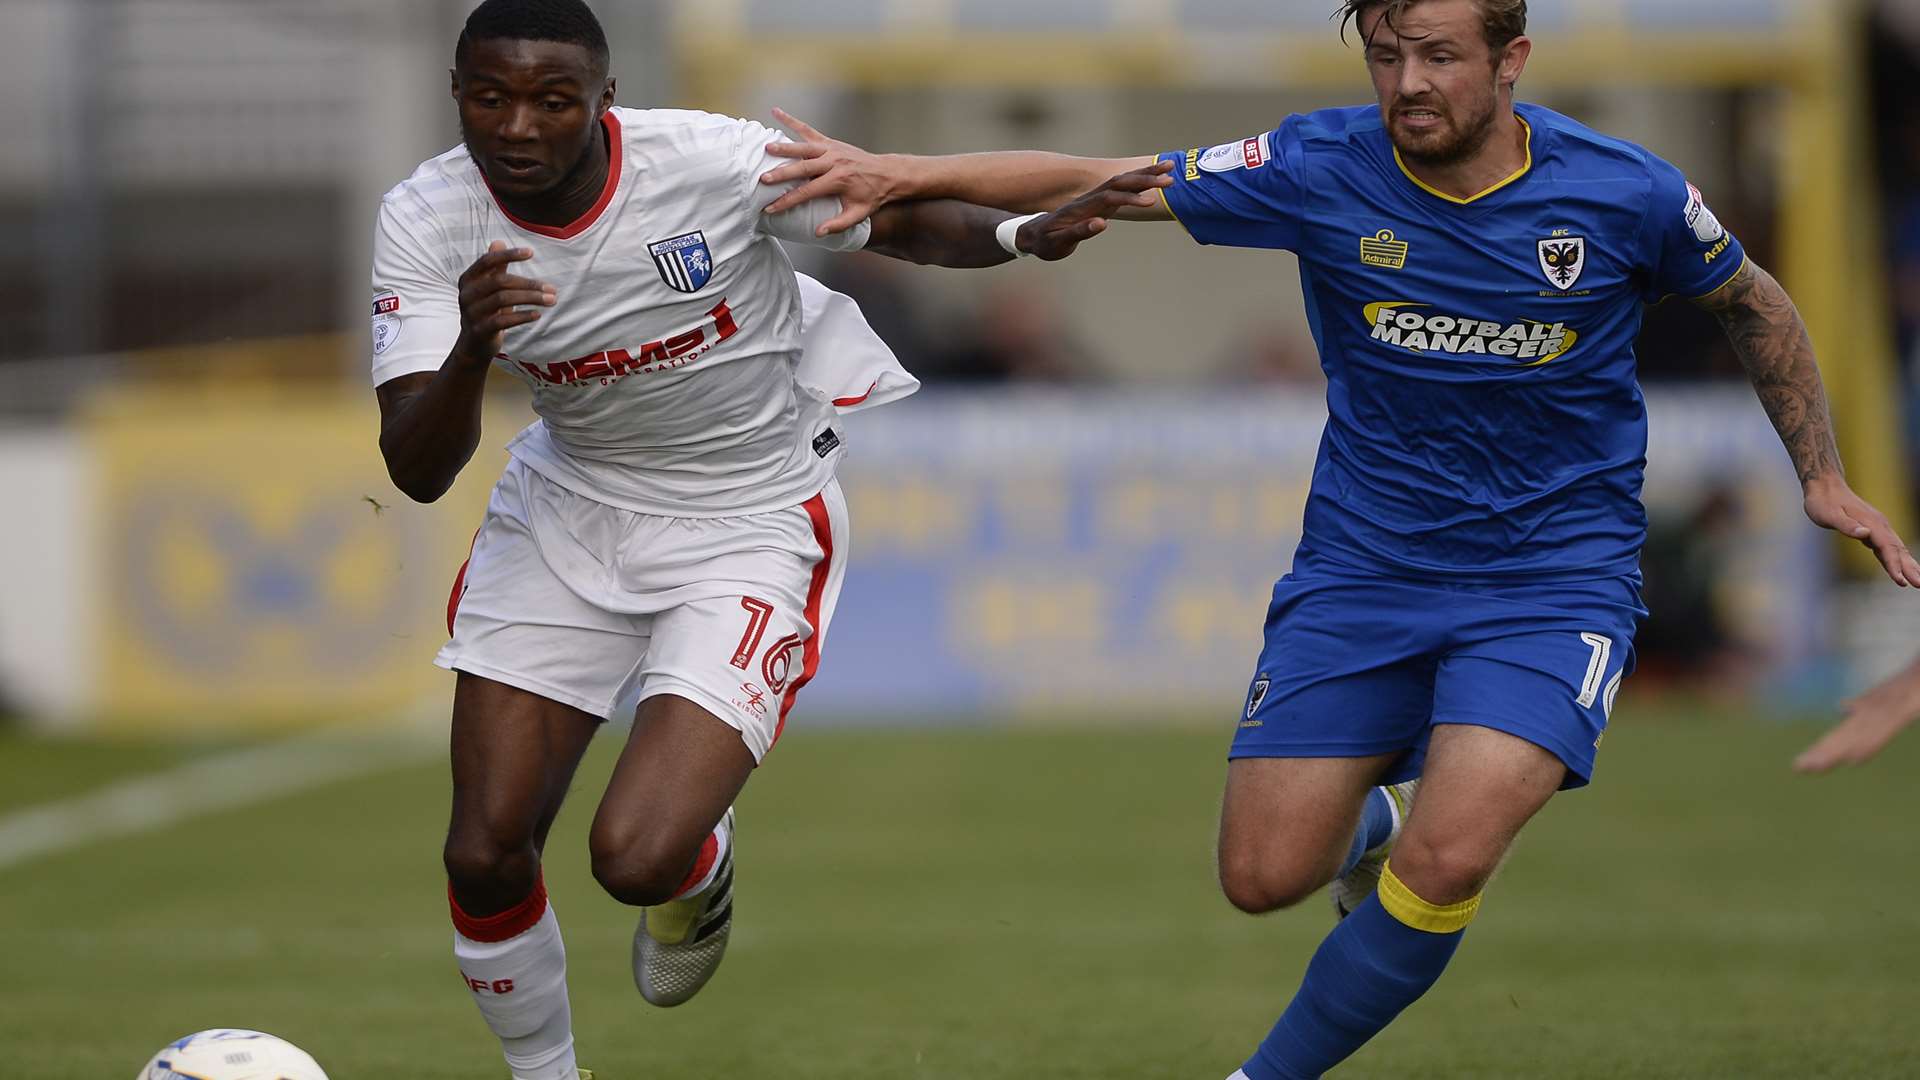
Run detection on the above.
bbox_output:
[486,110,623,241]
[831,381,879,408]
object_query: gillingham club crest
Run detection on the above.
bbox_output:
[650,230,714,292]
[1537,236,1586,291]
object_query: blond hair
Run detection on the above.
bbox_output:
[1337,0,1528,53]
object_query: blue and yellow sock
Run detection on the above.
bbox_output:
[1337,787,1397,878]
[1242,861,1481,1080]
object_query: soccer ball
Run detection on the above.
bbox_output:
[136,1029,329,1080]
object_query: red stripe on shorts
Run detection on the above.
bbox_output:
[772,493,834,750]
[446,528,481,636]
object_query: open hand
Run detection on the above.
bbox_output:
[760,108,898,236]
[1794,660,1920,772]
[1802,474,1920,587]
[1013,162,1174,262]
[455,241,557,365]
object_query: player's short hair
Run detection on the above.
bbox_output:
[455,0,611,78]
[1336,0,1528,54]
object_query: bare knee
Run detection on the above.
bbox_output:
[443,826,541,913]
[1218,845,1330,915]
[1385,831,1498,905]
[589,824,702,907]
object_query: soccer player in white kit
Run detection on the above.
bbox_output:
[370,2,1161,1076]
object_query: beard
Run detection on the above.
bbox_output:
[1388,96,1499,168]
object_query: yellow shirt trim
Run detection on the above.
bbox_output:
[1691,253,1751,302]
[1395,117,1534,206]
[1158,184,1190,235]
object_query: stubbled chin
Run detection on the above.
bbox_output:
[1393,128,1453,156]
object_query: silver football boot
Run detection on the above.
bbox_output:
[633,808,734,1006]
[1329,780,1418,919]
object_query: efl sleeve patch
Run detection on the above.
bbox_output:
[370,293,403,356]
[1198,133,1273,174]
[1638,156,1745,302]
[1158,123,1303,252]
[368,199,463,386]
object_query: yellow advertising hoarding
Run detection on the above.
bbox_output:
[87,384,519,730]
[81,382,1829,728]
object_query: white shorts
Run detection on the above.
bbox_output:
[436,457,849,761]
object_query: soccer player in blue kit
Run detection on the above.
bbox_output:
[759,0,1920,1074]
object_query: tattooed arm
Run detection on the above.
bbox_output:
[1693,259,1920,587]
[1695,260,1844,484]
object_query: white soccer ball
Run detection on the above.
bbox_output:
[136,1029,329,1080]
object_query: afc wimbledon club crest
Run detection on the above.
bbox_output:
[1537,236,1586,291]
[650,230,714,293]
[1245,676,1271,721]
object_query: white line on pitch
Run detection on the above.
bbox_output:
[0,704,444,873]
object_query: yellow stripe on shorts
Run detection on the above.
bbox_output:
[1378,861,1481,934]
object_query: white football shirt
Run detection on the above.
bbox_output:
[371,107,872,517]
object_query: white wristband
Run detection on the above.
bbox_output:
[996,213,1045,257]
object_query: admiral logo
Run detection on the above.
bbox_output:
[1199,133,1271,174]
[1364,302,1580,366]
[1359,229,1409,270]
[1183,148,1200,182]
[509,299,739,386]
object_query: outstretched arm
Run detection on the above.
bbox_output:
[1795,652,1920,773]
[761,109,1164,237]
[1692,259,1920,587]
[862,200,1019,269]
[863,163,1175,268]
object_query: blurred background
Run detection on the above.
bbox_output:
[2,0,1917,731]
[4,2,1920,1076]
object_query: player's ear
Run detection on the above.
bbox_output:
[449,67,461,103]
[600,77,616,113]
[1497,35,1531,91]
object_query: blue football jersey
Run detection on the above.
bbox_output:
[1159,103,1746,581]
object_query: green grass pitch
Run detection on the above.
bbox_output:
[2,706,1916,1078]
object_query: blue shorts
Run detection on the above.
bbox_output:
[1232,554,1646,789]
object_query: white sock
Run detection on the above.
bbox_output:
[673,815,733,901]
[454,898,577,1080]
